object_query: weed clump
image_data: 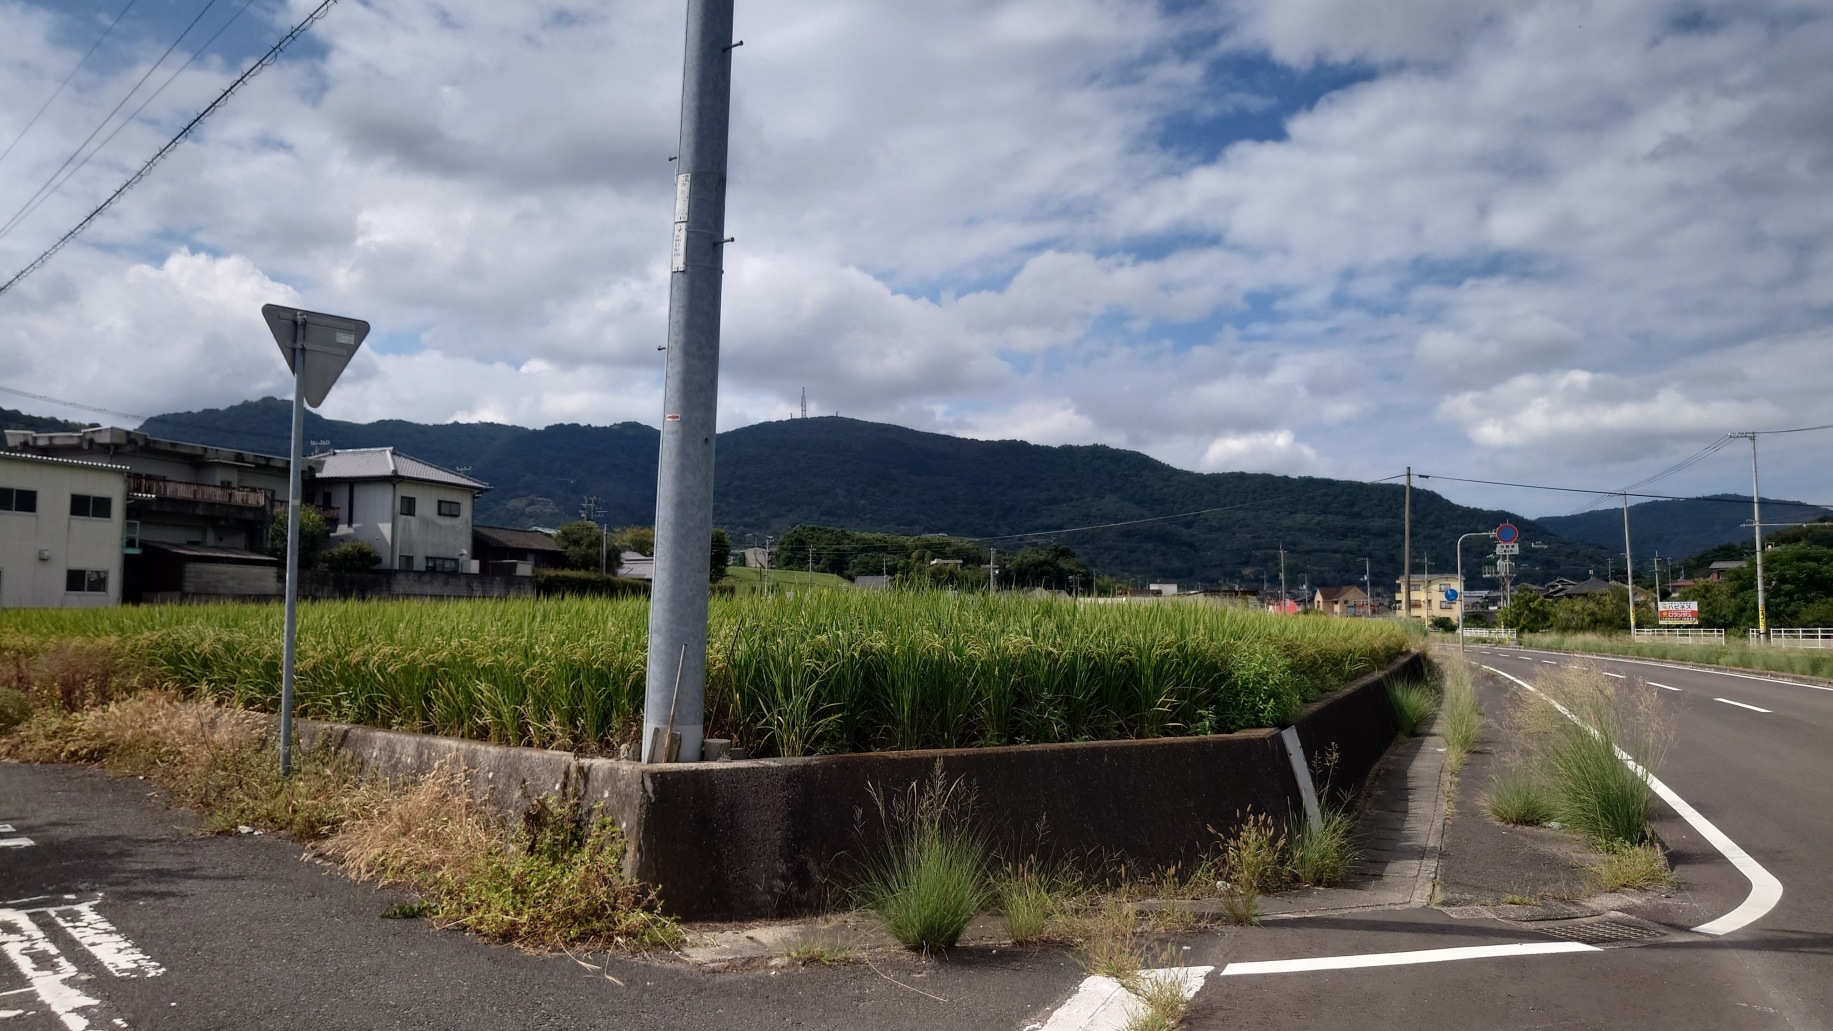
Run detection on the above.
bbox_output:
[1588,841,1678,892]
[855,766,992,952]
[1386,680,1438,737]
[1287,809,1359,888]
[1440,662,1482,770]
[1516,667,1668,845]
[1486,768,1557,827]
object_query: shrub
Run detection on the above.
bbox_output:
[533,569,652,598]
[321,540,381,574]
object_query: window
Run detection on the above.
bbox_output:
[399,495,417,516]
[425,556,459,573]
[437,499,461,518]
[64,569,108,593]
[398,555,414,571]
[69,493,112,519]
[0,487,37,513]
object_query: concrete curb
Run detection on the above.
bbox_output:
[295,651,1427,921]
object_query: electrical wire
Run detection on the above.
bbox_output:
[0,0,142,169]
[1419,471,1833,509]
[1,0,260,241]
[0,0,222,243]
[1561,434,1735,515]
[0,0,340,298]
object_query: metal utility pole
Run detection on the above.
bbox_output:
[989,548,998,592]
[643,0,737,764]
[1622,492,1636,634]
[1362,558,1371,617]
[1279,544,1288,613]
[1402,467,1413,622]
[1734,432,1768,638]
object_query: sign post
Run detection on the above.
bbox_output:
[263,304,368,775]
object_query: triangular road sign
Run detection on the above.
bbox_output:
[263,304,369,408]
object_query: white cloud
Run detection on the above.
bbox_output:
[1199,430,1327,476]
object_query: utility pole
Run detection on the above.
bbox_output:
[1279,544,1288,613]
[989,548,998,592]
[643,0,737,764]
[1403,467,1413,623]
[1362,558,1371,617]
[1622,492,1636,634]
[1734,432,1769,638]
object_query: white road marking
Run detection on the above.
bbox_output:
[0,895,162,1028]
[1714,698,1772,714]
[1601,672,1626,679]
[0,842,31,851]
[1031,967,1213,1030]
[1221,941,1595,976]
[1481,665,1783,936]
[1651,682,1682,692]
[1540,659,1559,664]
[1516,650,1833,693]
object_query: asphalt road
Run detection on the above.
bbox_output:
[3,646,1827,1030]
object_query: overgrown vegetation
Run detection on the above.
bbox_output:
[0,692,679,952]
[1386,680,1438,737]
[0,594,1416,757]
[1440,661,1483,771]
[1588,841,1679,892]
[1485,768,1558,827]
[854,768,993,952]
[1524,633,1833,681]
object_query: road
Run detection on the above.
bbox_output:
[2,647,1828,1029]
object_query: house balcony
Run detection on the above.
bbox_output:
[129,474,271,509]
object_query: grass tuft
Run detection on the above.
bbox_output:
[1520,667,1667,845]
[855,766,992,952]
[1486,768,1558,826]
[1287,809,1359,888]
[783,942,855,966]
[1217,812,1284,925]
[1440,662,1482,771]
[1387,680,1438,737]
[1588,841,1678,892]
[997,861,1068,944]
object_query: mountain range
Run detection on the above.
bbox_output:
[120,398,1628,588]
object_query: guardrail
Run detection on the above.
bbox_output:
[1633,627,1725,643]
[1460,627,1518,643]
[1752,627,1833,649]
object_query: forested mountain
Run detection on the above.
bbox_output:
[137,399,1618,586]
[1536,495,1832,561]
[0,406,85,435]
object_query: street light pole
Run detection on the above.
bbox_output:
[1734,432,1769,638]
[1622,492,1636,635]
[1455,531,1496,653]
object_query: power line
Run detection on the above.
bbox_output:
[1418,471,1833,509]
[1562,434,1735,515]
[1756,420,1833,435]
[0,0,341,298]
[1,0,261,242]
[0,0,143,169]
[0,0,223,244]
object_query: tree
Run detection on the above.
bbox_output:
[614,525,655,556]
[710,528,731,583]
[1498,592,1553,633]
[267,506,328,569]
[553,520,608,572]
[1004,544,1090,592]
[321,540,381,574]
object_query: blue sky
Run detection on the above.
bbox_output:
[1,0,1830,520]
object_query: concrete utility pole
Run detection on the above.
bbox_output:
[1362,558,1371,616]
[643,0,737,764]
[1622,492,1636,634]
[1735,432,1769,638]
[1279,545,1288,613]
[1402,467,1413,622]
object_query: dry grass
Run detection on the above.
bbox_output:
[1440,661,1483,772]
[1,691,679,952]
[1588,841,1678,892]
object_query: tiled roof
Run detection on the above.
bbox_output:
[141,541,276,563]
[312,448,488,490]
[473,525,564,552]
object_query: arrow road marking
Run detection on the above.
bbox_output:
[1714,698,1771,714]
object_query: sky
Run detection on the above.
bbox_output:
[0,0,1829,521]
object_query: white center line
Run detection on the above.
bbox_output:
[1650,682,1681,692]
[1540,659,1559,664]
[1714,697,1772,714]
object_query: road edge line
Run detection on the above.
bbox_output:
[1220,941,1595,976]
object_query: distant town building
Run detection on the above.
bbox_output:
[471,525,565,577]
[310,448,489,573]
[1395,573,1461,619]
[619,551,655,580]
[1312,585,1369,616]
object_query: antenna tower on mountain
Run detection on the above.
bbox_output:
[800,387,807,419]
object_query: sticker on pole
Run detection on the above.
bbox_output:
[263,304,369,408]
[1495,522,1520,544]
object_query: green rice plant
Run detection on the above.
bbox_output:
[1486,767,1557,826]
[1386,680,1438,737]
[1287,808,1359,887]
[855,767,992,952]
[0,592,1416,757]
[1440,662,1483,771]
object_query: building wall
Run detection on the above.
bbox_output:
[1395,575,1463,619]
[322,479,477,572]
[182,562,282,599]
[0,457,126,608]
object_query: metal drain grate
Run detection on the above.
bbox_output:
[1527,917,1670,945]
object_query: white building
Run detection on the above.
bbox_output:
[0,451,129,608]
[310,448,489,572]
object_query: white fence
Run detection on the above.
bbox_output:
[1751,628,1833,649]
[1633,627,1725,644]
[1460,627,1518,643]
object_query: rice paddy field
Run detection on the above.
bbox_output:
[0,594,1419,758]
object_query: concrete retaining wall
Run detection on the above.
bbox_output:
[300,650,1424,921]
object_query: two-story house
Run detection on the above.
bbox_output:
[0,451,129,608]
[311,448,488,572]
